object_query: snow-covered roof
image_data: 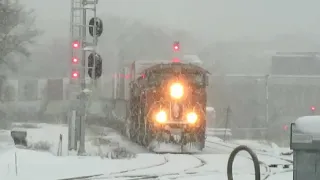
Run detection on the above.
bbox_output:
[294,116,320,134]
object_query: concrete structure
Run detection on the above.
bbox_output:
[290,116,320,180]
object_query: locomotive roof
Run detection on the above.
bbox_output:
[141,62,209,74]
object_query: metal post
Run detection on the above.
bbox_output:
[71,110,76,149]
[92,2,97,81]
[68,112,72,150]
[69,0,82,151]
[78,0,87,154]
[224,106,231,141]
[265,74,269,125]
[69,0,99,155]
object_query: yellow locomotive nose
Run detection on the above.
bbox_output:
[170,83,183,99]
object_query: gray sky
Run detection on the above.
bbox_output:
[24,0,320,43]
[18,0,320,77]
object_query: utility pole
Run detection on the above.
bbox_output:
[69,0,103,155]
[265,74,269,126]
[264,74,270,141]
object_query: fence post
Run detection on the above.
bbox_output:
[15,152,18,176]
[57,134,63,156]
[224,106,231,141]
[60,134,63,156]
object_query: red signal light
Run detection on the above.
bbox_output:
[172,57,180,63]
[311,106,316,111]
[72,41,80,48]
[71,71,79,79]
[173,41,180,52]
[125,74,131,79]
[72,57,79,64]
[283,125,288,131]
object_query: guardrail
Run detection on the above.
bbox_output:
[233,128,267,140]
[206,128,232,140]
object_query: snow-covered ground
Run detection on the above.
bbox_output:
[0,123,293,180]
[232,139,291,155]
[8,123,146,157]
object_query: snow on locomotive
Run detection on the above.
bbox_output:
[113,59,209,152]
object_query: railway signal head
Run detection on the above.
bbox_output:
[72,41,80,48]
[88,53,102,79]
[173,41,180,52]
[89,17,104,37]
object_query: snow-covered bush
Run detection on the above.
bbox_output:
[106,147,136,159]
[28,141,52,151]
[91,137,111,146]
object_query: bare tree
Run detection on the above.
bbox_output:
[0,2,42,127]
[0,2,42,71]
[116,21,173,65]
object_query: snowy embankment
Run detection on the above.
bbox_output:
[0,149,165,180]
[0,148,274,180]
[9,122,146,157]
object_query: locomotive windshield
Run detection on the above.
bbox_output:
[188,73,204,85]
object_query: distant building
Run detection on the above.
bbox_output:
[271,52,320,75]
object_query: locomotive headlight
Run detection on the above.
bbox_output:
[155,110,167,123]
[186,112,198,124]
[170,83,183,99]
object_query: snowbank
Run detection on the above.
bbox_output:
[295,116,320,134]
[9,123,145,158]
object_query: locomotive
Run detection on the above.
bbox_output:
[114,60,209,152]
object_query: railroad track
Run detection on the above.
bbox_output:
[58,124,292,180]
[207,140,293,163]
[87,153,208,180]
[58,143,291,180]
[206,140,293,180]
